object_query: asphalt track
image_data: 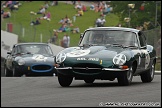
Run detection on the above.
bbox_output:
[1,75,161,107]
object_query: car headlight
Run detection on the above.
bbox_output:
[113,54,126,66]
[56,52,66,64]
[18,59,25,65]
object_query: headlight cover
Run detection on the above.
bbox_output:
[18,59,25,65]
[56,52,66,64]
[113,54,126,66]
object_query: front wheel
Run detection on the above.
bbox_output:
[12,66,23,77]
[140,61,155,83]
[4,65,13,77]
[58,73,73,87]
[117,65,134,86]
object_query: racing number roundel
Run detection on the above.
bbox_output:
[66,49,90,57]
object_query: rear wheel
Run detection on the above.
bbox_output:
[58,73,73,87]
[140,61,155,83]
[117,65,134,86]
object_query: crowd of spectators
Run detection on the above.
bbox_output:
[1,1,113,48]
[1,1,22,19]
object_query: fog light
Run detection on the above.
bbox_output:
[28,66,30,70]
[54,64,60,68]
[119,65,128,69]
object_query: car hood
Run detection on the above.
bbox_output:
[57,46,135,68]
[15,54,54,64]
[62,46,132,59]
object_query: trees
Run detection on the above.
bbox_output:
[110,1,161,30]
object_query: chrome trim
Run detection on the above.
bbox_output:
[73,67,101,70]
[55,67,128,71]
[55,67,72,69]
[102,68,129,71]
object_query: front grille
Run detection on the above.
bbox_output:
[31,64,52,72]
[73,63,102,74]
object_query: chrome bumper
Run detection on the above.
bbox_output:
[55,67,129,71]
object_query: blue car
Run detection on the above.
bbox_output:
[4,43,57,77]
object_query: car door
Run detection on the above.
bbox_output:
[138,31,150,70]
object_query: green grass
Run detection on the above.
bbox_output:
[2,1,119,46]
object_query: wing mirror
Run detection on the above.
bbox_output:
[7,51,11,54]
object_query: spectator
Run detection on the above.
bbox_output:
[5,1,12,8]
[57,24,66,32]
[3,10,11,18]
[37,6,46,14]
[51,1,58,6]
[41,11,51,21]
[95,18,102,27]
[75,9,83,17]
[62,33,68,48]
[73,15,76,22]
[50,30,58,44]
[90,3,95,10]
[116,23,122,27]
[8,1,19,12]
[71,1,76,5]
[74,3,82,9]
[58,18,65,24]
[44,2,49,9]
[1,8,4,15]
[102,4,113,16]
[72,26,80,33]
[31,6,46,15]
[67,35,70,47]
[82,5,87,12]
[64,25,72,32]
[100,17,106,27]
[30,17,41,25]
[66,19,73,27]
[95,1,103,13]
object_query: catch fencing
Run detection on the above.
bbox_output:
[1,19,161,59]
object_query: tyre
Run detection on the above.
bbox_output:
[4,65,13,77]
[140,61,155,83]
[117,65,134,86]
[12,66,23,77]
[84,78,95,83]
[58,73,73,87]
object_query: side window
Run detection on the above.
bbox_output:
[138,32,146,47]
[11,46,17,55]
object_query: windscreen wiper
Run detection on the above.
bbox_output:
[80,44,97,47]
[123,45,138,48]
[111,43,124,48]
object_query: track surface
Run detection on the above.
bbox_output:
[1,75,161,107]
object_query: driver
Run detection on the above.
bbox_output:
[93,34,103,44]
[105,35,116,44]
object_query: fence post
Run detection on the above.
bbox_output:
[40,33,42,42]
[33,26,36,42]
[22,28,25,37]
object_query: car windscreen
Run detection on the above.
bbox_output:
[79,30,138,47]
[17,44,53,56]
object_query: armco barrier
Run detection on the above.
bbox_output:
[1,30,18,58]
